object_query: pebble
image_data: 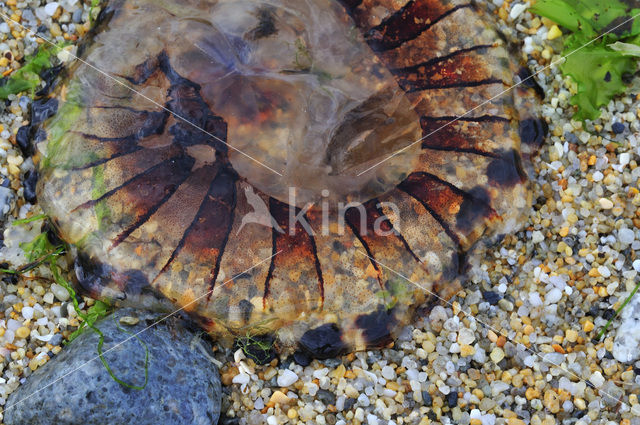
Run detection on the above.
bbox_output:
[381,365,396,380]
[277,370,298,387]
[509,3,528,19]
[589,372,605,388]
[618,228,635,244]
[44,2,60,16]
[545,288,562,304]
[490,347,505,363]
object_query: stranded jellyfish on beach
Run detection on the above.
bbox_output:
[33,0,546,357]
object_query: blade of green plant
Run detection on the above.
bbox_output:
[12,214,47,225]
[96,317,149,390]
[596,279,640,340]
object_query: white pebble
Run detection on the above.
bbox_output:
[277,369,298,387]
[44,2,60,16]
[590,371,605,388]
[357,393,370,407]
[545,288,562,304]
[381,365,396,380]
[0,23,10,34]
[231,373,249,385]
[620,152,631,166]
[529,292,543,307]
[619,228,635,244]
[21,306,34,321]
[598,266,611,278]
[457,328,476,345]
[266,416,278,425]
[633,260,640,273]
[599,198,614,209]
[509,3,528,19]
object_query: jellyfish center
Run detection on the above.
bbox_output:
[170,0,422,207]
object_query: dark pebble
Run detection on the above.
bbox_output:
[427,411,437,421]
[612,122,625,134]
[482,291,501,305]
[602,309,616,321]
[49,333,63,346]
[422,391,433,406]
[446,391,458,408]
[343,397,356,411]
[317,389,337,406]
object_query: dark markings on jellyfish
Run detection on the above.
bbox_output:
[486,149,527,187]
[335,0,363,15]
[263,227,278,308]
[70,145,143,170]
[371,200,422,264]
[365,2,474,52]
[399,174,462,248]
[111,155,197,248]
[343,204,384,289]
[76,108,169,143]
[74,253,114,299]
[420,116,511,158]
[236,299,255,324]
[355,306,396,347]
[247,6,278,40]
[298,323,348,359]
[111,269,151,296]
[518,117,548,148]
[263,198,324,307]
[456,186,494,233]
[516,67,544,98]
[400,77,504,93]
[405,172,497,236]
[152,163,230,288]
[390,44,493,75]
[72,155,190,210]
[420,115,510,123]
[184,167,237,296]
[122,55,161,85]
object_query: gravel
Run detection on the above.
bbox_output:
[1,0,640,424]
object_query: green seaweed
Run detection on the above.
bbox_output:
[531,0,640,121]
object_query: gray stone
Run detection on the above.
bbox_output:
[5,309,221,425]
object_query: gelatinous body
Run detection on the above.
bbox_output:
[36,0,544,355]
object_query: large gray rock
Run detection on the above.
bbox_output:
[5,309,221,425]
